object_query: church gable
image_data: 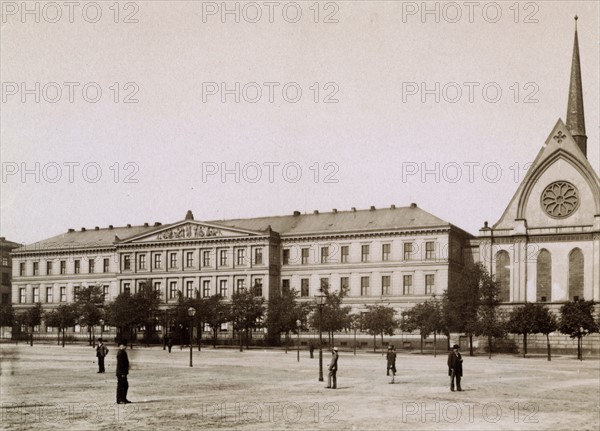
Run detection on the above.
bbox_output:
[121,221,266,243]
[493,119,600,230]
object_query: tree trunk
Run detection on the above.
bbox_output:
[578,336,582,361]
[373,333,376,353]
[546,333,551,361]
[488,335,492,359]
[469,334,473,356]
[434,332,437,358]
[381,333,384,356]
[285,331,289,353]
[30,327,33,346]
[213,328,217,348]
[420,334,423,354]
[62,328,66,348]
[446,333,451,351]
[239,328,243,352]
[523,333,527,358]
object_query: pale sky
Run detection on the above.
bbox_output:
[1,0,599,245]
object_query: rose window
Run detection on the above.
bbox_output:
[541,181,579,218]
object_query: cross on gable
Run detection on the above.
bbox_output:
[553,131,566,144]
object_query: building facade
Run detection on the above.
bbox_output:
[1,237,21,305]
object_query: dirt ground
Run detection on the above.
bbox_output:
[1,343,598,430]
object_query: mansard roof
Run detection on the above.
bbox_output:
[14,204,461,253]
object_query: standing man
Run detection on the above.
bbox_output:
[96,339,109,373]
[116,342,131,404]
[326,347,339,389]
[447,344,463,392]
[386,345,397,384]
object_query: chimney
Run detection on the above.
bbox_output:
[108,225,113,230]
[370,206,376,211]
[484,221,489,228]
[95,226,99,231]
[126,224,131,228]
[351,207,356,212]
[68,228,74,232]
[185,210,194,220]
[293,211,301,216]
[410,203,417,208]
[81,227,86,231]
[144,222,149,227]
[154,222,162,226]
[390,204,396,209]
[313,210,319,215]
[332,209,337,213]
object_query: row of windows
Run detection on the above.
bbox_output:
[281,274,436,297]
[123,248,264,271]
[121,278,264,300]
[282,242,436,265]
[19,285,110,304]
[19,259,111,277]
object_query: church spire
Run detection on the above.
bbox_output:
[566,16,587,156]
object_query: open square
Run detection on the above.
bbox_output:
[1,344,598,430]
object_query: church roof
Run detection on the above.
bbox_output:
[14,205,457,253]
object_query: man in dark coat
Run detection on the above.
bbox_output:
[386,345,397,384]
[116,343,131,404]
[326,347,339,389]
[96,339,109,373]
[447,344,463,391]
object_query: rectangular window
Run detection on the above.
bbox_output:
[123,283,131,295]
[154,253,162,269]
[186,251,194,268]
[89,259,95,273]
[236,249,246,265]
[426,242,435,260]
[300,279,309,297]
[47,261,53,275]
[74,260,80,274]
[103,258,109,273]
[169,253,177,269]
[46,286,53,303]
[219,250,228,267]
[202,250,211,267]
[73,286,80,301]
[153,281,161,295]
[138,255,146,270]
[169,281,177,299]
[361,277,369,296]
[281,279,290,294]
[202,280,211,298]
[321,247,329,264]
[404,243,414,261]
[425,274,435,295]
[301,248,309,265]
[282,249,290,265]
[236,278,246,293]
[60,286,66,302]
[320,278,329,292]
[33,287,39,302]
[382,244,391,261]
[340,277,349,295]
[1,257,7,266]
[361,245,370,262]
[253,278,263,297]
[19,262,25,276]
[186,280,194,298]
[123,256,131,271]
[60,260,66,275]
[341,246,349,263]
[103,285,109,302]
[219,280,228,298]
[382,275,391,295]
[19,288,26,303]
[254,248,263,265]
[403,275,413,295]
[33,262,39,276]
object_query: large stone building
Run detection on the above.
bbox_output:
[1,237,21,305]
[8,21,600,345]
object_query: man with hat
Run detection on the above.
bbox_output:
[326,347,339,389]
[96,338,109,373]
[386,345,397,384]
[447,344,463,391]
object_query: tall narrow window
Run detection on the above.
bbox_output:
[202,280,211,297]
[425,242,435,260]
[282,249,290,265]
[536,250,551,302]
[425,274,435,295]
[495,251,510,302]
[254,248,263,265]
[300,279,309,297]
[186,251,194,268]
[89,259,95,273]
[361,245,369,262]
[73,286,80,301]
[382,244,391,261]
[46,286,53,303]
[60,286,66,302]
[33,287,39,302]
[301,248,309,265]
[74,260,80,274]
[237,249,246,265]
[60,261,66,274]
[341,246,349,263]
[321,247,329,263]
[103,285,109,302]
[169,253,177,269]
[123,283,131,295]
[381,276,390,295]
[47,261,53,275]
[340,277,349,295]
[219,280,228,298]
[237,278,246,293]
[19,288,26,303]
[253,278,263,297]
[360,276,369,296]
[219,250,228,267]
[154,253,162,269]
[281,279,290,294]
[568,248,584,300]
[402,275,412,295]
[138,255,146,270]
[202,250,211,267]
[19,262,25,276]
[169,281,178,299]
[403,243,413,260]
[33,262,39,276]
[186,280,194,298]
[103,258,109,273]
[123,256,131,271]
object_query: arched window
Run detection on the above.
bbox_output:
[568,248,584,300]
[495,250,510,302]
[536,249,551,302]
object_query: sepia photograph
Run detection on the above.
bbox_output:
[1,1,599,429]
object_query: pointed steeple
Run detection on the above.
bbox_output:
[566,16,587,156]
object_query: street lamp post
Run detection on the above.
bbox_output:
[315,294,325,381]
[188,307,196,367]
[99,319,104,342]
[296,319,301,362]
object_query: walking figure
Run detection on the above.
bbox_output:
[447,344,463,392]
[386,345,397,384]
[326,347,339,389]
[96,339,108,373]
